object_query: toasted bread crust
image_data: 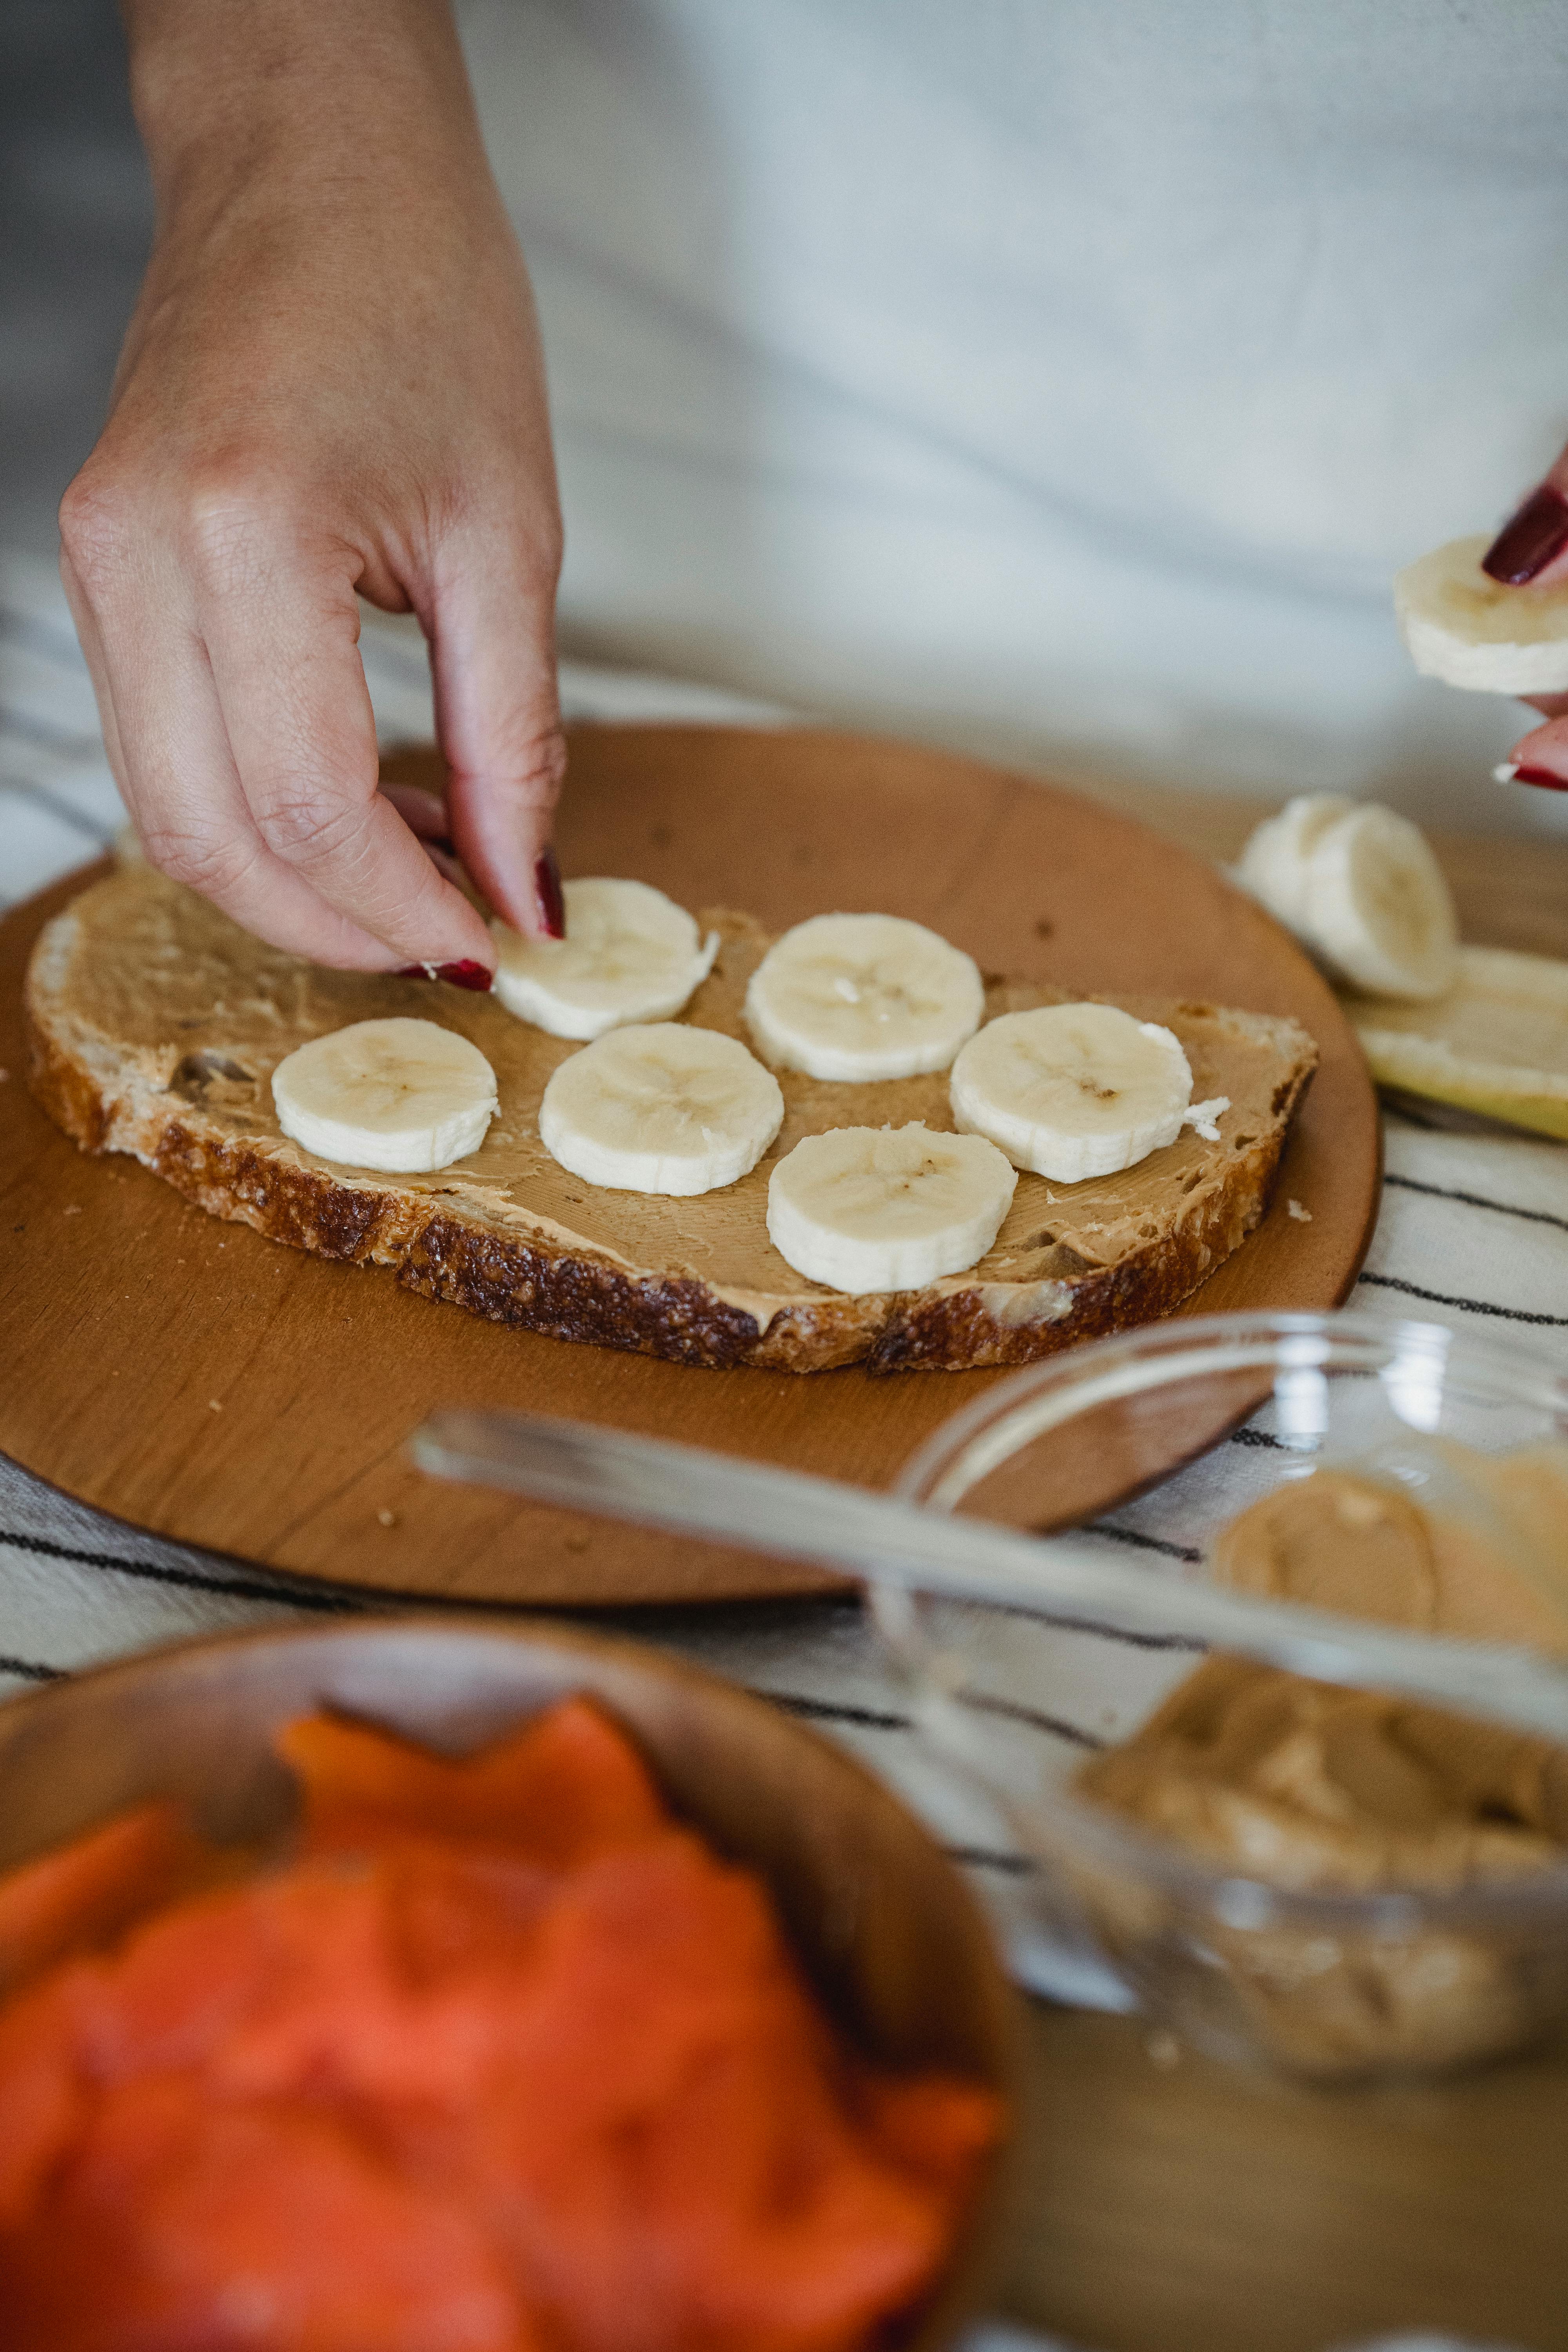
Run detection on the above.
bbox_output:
[25,883,1316,1373]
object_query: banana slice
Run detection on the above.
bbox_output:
[539,1022,783,1195]
[766,1122,1016,1294]
[950,1003,1192,1182]
[1348,945,1568,1142]
[1394,534,1568,694]
[1234,796,1457,1002]
[492,878,718,1040]
[744,912,984,1081]
[1233,794,1354,931]
[1301,803,1457,1000]
[271,1017,497,1173]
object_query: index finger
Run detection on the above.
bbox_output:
[428,521,567,940]
[196,528,498,974]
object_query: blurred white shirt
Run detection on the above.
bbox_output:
[458,0,1568,832]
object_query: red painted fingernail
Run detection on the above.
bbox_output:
[1512,763,1568,791]
[535,847,566,940]
[434,960,494,991]
[1481,485,1568,585]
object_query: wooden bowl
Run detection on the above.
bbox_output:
[0,1617,1019,2350]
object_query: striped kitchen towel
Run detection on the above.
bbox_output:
[3,545,1566,2003]
[1,547,1557,2352]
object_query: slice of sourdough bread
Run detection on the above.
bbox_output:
[25,864,1316,1372]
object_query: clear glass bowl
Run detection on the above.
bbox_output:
[876,1310,1568,2082]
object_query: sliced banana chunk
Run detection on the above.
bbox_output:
[492,877,718,1040]
[1301,803,1457,1000]
[950,1003,1192,1183]
[1233,794,1354,932]
[539,1022,783,1196]
[766,1122,1016,1294]
[744,912,984,1082]
[1394,534,1568,694]
[271,1017,497,1174]
[1234,795,1457,1002]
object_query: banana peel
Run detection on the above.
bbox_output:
[1343,946,1568,1142]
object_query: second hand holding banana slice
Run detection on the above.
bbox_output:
[745,912,984,1081]
[539,1022,784,1196]
[1395,535,1568,694]
[766,1123,1016,1293]
[271,1017,498,1174]
[951,1002,1194,1182]
[493,877,718,1040]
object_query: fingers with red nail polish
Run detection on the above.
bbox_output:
[1499,708,1568,793]
[394,959,495,989]
[534,847,566,940]
[1482,482,1568,586]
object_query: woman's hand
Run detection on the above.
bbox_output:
[60,0,566,979]
[1481,474,1568,793]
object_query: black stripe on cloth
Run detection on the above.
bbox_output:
[0,777,113,843]
[0,702,102,759]
[0,1653,65,1682]
[963,1691,1105,1749]
[977,1599,1208,1653]
[1357,1271,1568,1328]
[1229,1425,1286,1449]
[945,1844,1036,1876]
[1384,1171,1568,1238]
[761,1691,911,1732]
[1085,1522,1201,1566]
[0,1529,361,1614]
[0,604,88,670]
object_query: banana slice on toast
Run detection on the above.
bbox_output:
[766,1122,1016,1293]
[951,1002,1194,1182]
[539,1022,783,1195]
[271,1018,498,1174]
[745,912,984,1082]
[493,878,718,1040]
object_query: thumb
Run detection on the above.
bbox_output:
[427,524,568,939]
[1501,709,1568,793]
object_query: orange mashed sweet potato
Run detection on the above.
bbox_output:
[0,1697,1002,2352]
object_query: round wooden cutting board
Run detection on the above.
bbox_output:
[0,724,1379,1606]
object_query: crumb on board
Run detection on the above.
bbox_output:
[377,1508,398,1528]
[1287,1197,1312,1222]
[207,1399,222,1412]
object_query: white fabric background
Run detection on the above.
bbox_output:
[457,0,1568,839]
[1,551,1559,2352]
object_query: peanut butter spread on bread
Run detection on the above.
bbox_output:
[25,864,1317,1370]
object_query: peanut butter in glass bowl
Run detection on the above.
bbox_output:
[882,1311,1568,2082]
